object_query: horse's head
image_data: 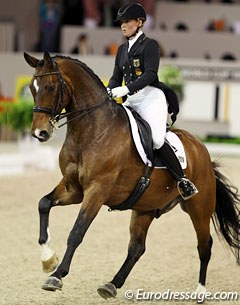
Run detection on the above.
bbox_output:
[24,52,71,142]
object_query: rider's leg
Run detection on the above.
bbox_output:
[137,89,198,200]
[155,142,198,200]
[125,87,198,200]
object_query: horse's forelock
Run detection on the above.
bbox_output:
[38,60,44,67]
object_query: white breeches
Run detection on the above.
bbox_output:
[124,86,168,149]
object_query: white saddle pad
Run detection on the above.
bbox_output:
[123,105,187,169]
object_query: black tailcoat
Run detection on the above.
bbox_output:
[108,33,179,123]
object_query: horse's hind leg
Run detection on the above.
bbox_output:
[184,197,214,298]
[197,234,213,293]
[39,179,83,273]
[97,210,155,299]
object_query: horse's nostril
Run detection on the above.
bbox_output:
[38,130,49,142]
[39,130,49,139]
[32,128,50,142]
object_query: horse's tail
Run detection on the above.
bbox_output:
[211,161,240,264]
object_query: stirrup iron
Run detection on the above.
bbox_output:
[177,178,198,200]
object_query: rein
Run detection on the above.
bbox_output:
[33,65,109,129]
[55,99,109,128]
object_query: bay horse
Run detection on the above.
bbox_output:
[24,51,240,300]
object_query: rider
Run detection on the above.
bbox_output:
[107,2,198,200]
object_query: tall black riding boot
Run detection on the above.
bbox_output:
[155,142,198,200]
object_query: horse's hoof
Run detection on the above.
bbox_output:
[97,283,117,299]
[41,276,63,291]
[42,253,59,273]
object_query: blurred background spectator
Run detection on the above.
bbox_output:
[104,41,119,55]
[70,33,93,54]
[82,0,155,29]
[37,0,62,52]
[206,17,228,32]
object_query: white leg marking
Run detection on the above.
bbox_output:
[41,228,54,261]
[196,283,206,294]
[196,283,207,303]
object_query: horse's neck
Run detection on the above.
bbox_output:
[61,63,128,146]
[65,97,115,143]
[62,61,105,108]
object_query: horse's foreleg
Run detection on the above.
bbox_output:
[39,179,83,273]
[97,210,155,299]
[39,192,58,273]
[42,184,103,291]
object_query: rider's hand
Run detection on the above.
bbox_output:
[111,86,129,98]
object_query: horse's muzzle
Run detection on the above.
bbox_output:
[32,128,50,142]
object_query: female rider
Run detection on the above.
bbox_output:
[107,2,198,200]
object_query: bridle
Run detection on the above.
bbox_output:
[32,63,109,129]
[33,67,68,117]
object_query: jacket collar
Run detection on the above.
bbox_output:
[128,33,146,56]
[128,30,144,51]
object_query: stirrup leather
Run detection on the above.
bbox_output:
[177,178,198,200]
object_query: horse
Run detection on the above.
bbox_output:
[24,51,240,300]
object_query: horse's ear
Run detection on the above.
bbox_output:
[24,52,39,68]
[43,51,54,68]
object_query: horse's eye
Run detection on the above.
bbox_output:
[48,84,55,92]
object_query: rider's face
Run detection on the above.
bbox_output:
[120,19,142,38]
